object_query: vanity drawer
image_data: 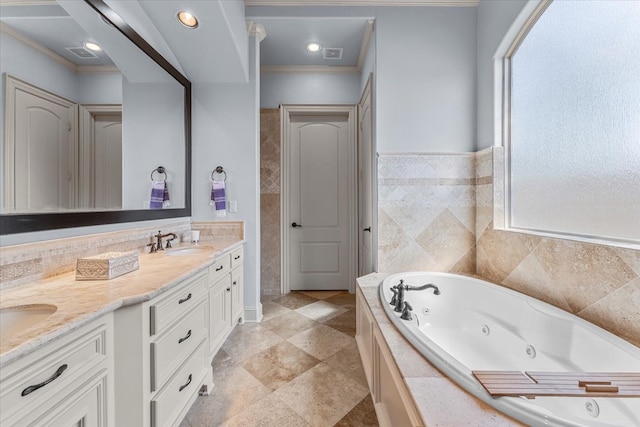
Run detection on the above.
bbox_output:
[0,316,110,422]
[150,271,207,336]
[209,255,230,285]
[230,247,243,269]
[151,340,209,427]
[150,301,208,391]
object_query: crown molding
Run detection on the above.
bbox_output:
[262,65,360,74]
[245,0,478,6]
[1,23,120,74]
[356,19,374,71]
[246,20,267,42]
[1,22,76,70]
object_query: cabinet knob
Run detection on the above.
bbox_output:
[226,288,231,292]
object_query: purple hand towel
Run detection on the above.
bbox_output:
[210,180,226,217]
[150,181,165,209]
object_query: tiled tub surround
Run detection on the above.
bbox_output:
[0,239,244,366]
[356,273,524,426]
[476,148,640,348]
[377,150,640,348]
[0,220,243,291]
[377,153,477,275]
[260,108,281,297]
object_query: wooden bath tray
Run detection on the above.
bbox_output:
[473,371,640,398]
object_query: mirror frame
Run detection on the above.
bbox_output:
[0,0,191,235]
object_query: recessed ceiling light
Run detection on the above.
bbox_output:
[83,41,102,52]
[177,11,198,29]
[306,43,321,53]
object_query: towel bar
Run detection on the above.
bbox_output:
[211,166,227,181]
[151,166,167,181]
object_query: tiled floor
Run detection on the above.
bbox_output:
[181,291,379,427]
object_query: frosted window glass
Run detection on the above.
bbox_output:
[509,0,640,243]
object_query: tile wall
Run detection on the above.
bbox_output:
[376,149,639,347]
[0,220,243,291]
[377,153,476,275]
[260,108,281,296]
[476,148,640,347]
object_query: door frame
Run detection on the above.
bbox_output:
[78,104,123,208]
[280,104,358,294]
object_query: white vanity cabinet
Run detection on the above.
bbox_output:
[355,287,423,427]
[208,246,244,360]
[114,270,211,427]
[0,313,114,427]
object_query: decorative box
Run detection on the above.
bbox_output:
[75,251,139,280]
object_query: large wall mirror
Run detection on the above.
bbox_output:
[0,0,191,234]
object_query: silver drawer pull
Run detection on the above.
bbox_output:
[215,265,224,272]
[179,374,192,392]
[178,329,192,344]
[178,293,192,304]
[22,364,68,396]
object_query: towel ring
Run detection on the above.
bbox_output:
[211,166,227,182]
[151,166,167,181]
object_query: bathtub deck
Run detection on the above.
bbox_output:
[473,371,640,398]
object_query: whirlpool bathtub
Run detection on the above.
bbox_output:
[380,272,640,427]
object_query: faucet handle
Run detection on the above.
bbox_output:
[147,242,157,253]
[400,301,413,321]
[389,286,398,306]
[165,236,175,249]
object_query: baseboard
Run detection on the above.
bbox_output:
[242,303,263,322]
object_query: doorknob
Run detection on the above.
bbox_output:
[292,222,302,228]
[363,227,371,232]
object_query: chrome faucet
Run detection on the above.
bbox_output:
[154,230,177,251]
[390,279,441,313]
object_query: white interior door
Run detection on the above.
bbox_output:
[6,77,76,212]
[93,112,122,209]
[285,107,356,291]
[358,76,374,276]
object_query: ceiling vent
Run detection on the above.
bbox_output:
[66,47,98,59]
[323,48,343,60]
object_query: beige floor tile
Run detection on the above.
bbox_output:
[186,364,271,426]
[296,300,348,322]
[274,362,370,427]
[242,340,320,391]
[261,310,319,339]
[298,290,345,299]
[261,300,292,321]
[323,293,356,310]
[288,324,354,360]
[334,394,379,426]
[221,323,284,362]
[323,341,368,389]
[219,394,312,427]
[323,309,356,336]
[272,292,319,310]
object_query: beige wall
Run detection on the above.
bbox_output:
[376,148,640,347]
[260,108,281,296]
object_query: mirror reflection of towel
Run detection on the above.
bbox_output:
[150,181,170,209]
[210,180,226,217]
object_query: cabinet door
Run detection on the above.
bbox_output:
[9,372,109,427]
[209,275,232,356]
[230,267,243,324]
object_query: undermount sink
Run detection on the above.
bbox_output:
[163,247,208,256]
[0,304,57,338]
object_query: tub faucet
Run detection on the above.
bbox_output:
[391,280,440,312]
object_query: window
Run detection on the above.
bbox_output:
[498,0,640,246]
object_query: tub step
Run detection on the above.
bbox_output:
[472,371,640,398]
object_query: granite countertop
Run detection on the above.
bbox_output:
[0,240,243,367]
[357,273,524,427]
